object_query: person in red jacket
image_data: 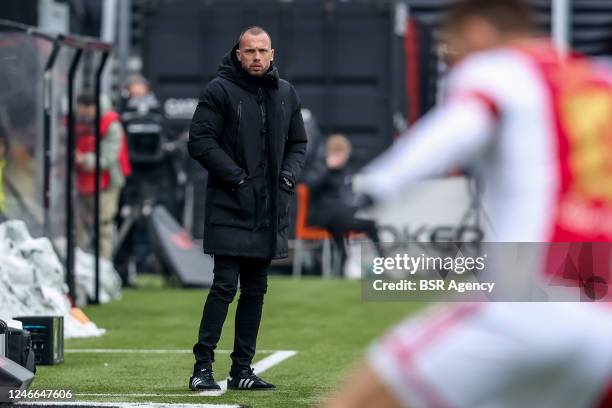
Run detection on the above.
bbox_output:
[75,92,131,260]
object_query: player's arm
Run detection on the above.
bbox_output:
[323,363,404,408]
[358,95,498,202]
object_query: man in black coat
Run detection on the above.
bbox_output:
[187,26,307,391]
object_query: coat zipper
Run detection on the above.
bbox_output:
[281,100,288,140]
[257,87,267,134]
[257,87,271,232]
[237,101,242,133]
[235,101,246,169]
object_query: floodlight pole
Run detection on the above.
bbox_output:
[552,0,572,56]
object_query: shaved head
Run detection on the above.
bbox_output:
[238,26,272,48]
[236,26,274,77]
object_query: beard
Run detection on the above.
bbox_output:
[242,63,268,77]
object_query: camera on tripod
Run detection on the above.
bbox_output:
[114,79,188,283]
[119,90,184,166]
[122,111,165,164]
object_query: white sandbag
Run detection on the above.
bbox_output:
[75,249,122,305]
[0,254,36,285]
[39,286,71,315]
[0,219,121,339]
[0,286,30,321]
[17,237,65,288]
[0,220,32,246]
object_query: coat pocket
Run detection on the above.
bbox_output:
[278,183,294,230]
[209,182,255,229]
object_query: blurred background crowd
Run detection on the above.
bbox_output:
[0,0,611,294]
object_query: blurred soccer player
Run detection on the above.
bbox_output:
[325,0,612,407]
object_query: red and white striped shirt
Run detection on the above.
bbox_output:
[361,41,612,243]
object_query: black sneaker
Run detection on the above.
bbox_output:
[189,368,221,391]
[227,367,276,390]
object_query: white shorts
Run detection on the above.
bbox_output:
[368,302,612,408]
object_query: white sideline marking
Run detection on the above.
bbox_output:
[65,349,275,355]
[72,350,298,399]
[198,350,297,397]
[251,350,297,375]
[19,404,238,407]
[72,394,222,398]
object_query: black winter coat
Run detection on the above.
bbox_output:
[188,44,307,259]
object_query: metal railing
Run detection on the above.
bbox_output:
[0,19,112,305]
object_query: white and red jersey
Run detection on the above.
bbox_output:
[368,302,612,408]
[360,41,612,242]
[360,43,612,408]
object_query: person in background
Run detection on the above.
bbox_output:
[124,74,150,99]
[120,74,161,115]
[75,92,131,260]
[307,134,383,275]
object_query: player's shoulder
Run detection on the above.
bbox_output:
[450,48,531,83]
[447,47,540,100]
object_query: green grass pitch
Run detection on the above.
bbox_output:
[32,276,423,407]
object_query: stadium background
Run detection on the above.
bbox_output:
[0,0,611,407]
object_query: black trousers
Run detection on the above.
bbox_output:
[193,255,270,375]
[327,218,383,276]
[311,204,383,274]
